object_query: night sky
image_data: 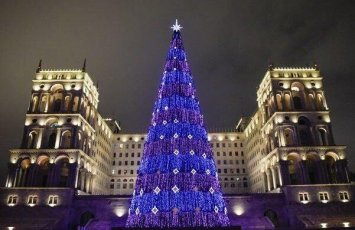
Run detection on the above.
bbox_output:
[1,0,355,185]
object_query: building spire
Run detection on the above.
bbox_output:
[171,19,183,32]
[82,58,87,72]
[36,59,42,73]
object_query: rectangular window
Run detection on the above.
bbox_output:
[113,153,116,158]
[235,152,238,156]
[241,151,244,156]
[118,161,122,166]
[117,184,121,189]
[216,143,220,148]
[242,160,245,164]
[218,169,221,173]
[138,152,141,157]
[138,144,141,149]
[217,152,220,156]
[234,143,238,147]
[125,153,128,157]
[241,143,243,147]
[131,161,134,165]
[228,143,231,148]
[224,169,227,173]
[237,169,240,173]
[339,191,349,201]
[223,152,226,156]
[210,143,214,148]
[217,160,221,164]
[123,184,127,189]
[222,143,226,148]
[48,195,59,206]
[118,170,121,174]
[137,161,140,165]
[112,161,115,166]
[132,144,135,149]
[7,195,18,206]
[229,160,233,164]
[119,153,122,157]
[299,192,309,203]
[130,170,134,174]
[319,192,329,202]
[223,160,227,164]
[129,183,134,189]
[231,183,235,188]
[125,161,128,165]
[110,184,114,189]
[28,195,38,206]
[229,152,232,156]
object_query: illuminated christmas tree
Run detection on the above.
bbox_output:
[126,20,230,228]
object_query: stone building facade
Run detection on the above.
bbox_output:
[5,63,119,195]
[0,64,354,229]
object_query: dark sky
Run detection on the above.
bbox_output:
[0,0,355,184]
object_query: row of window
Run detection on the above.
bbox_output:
[7,195,59,207]
[211,142,243,148]
[215,151,244,157]
[112,160,141,166]
[299,191,350,203]
[112,169,139,175]
[218,168,246,174]
[217,159,245,165]
[114,152,141,158]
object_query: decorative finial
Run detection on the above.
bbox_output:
[82,58,87,72]
[313,62,319,70]
[36,59,42,73]
[268,62,274,71]
[171,19,183,32]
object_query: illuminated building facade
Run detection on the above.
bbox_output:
[0,64,354,229]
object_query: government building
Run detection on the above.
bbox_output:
[0,62,354,229]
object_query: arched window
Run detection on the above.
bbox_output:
[47,132,56,149]
[61,130,72,148]
[31,96,39,112]
[17,158,31,186]
[37,156,50,187]
[276,94,283,110]
[316,94,326,110]
[80,211,94,227]
[57,158,69,187]
[64,96,71,112]
[298,117,313,146]
[318,128,328,146]
[72,96,79,112]
[306,154,318,184]
[40,95,48,112]
[284,128,294,146]
[325,155,337,183]
[284,94,292,110]
[308,94,316,110]
[27,131,38,149]
[287,154,301,185]
[293,96,302,110]
[50,85,64,113]
[264,209,279,227]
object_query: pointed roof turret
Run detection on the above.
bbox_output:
[82,58,87,72]
[36,59,42,73]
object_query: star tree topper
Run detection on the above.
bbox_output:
[171,19,183,31]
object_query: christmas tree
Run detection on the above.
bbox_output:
[126,20,230,228]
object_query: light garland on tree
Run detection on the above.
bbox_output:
[126,19,230,228]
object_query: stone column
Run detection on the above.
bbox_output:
[68,162,78,188]
[6,163,17,187]
[279,160,290,186]
[54,128,62,149]
[266,170,272,191]
[271,167,277,189]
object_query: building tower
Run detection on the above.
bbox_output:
[5,61,115,195]
[243,65,350,193]
[126,21,230,228]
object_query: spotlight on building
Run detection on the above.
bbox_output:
[343,222,350,228]
[233,205,244,216]
[320,223,328,228]
[114,206,126,217]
